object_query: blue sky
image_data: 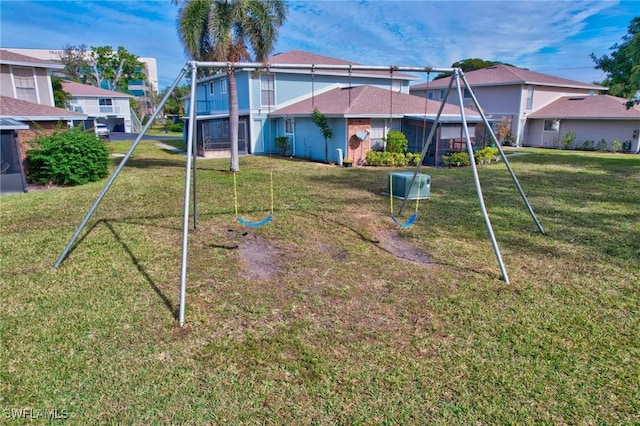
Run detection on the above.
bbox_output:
[0,0,637,90]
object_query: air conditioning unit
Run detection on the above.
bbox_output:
[388,172,431,200]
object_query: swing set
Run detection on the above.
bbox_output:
[53,60,545,327]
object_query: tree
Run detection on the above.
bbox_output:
[311,108,333,163]
[86,46,147,92]
[158,84,190,116]
[56,44,148,93]
[434,58,517,80]
[51,76,71,108]
[175,0,288,172]
[591,17,640,108]
[57,44,91,84]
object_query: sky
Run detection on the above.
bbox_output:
[0,0,638,90]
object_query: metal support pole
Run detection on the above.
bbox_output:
[192,124,198,230]
[397,75,455,216]
[53,65,190,269]
[459,72,544,234]
[454,70,510,283]
[178,62,199,327]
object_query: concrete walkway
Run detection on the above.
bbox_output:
[155,142,187,154]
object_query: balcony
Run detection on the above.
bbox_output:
[194,98,229,116]
[72,105,123,116]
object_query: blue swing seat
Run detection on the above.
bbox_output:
[390,213,418,228]
[236,215,273,228]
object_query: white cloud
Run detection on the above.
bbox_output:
[0,0,634,87]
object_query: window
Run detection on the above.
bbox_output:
[12,67,37,103]
[261,74,275,106]
[427,91,434,100]
[439,89,445,100]
[220,78,227,94]
[526,86,534,110]
[544,119,560,132]
[463,89,472,99]
[391,80,401,92]
[209,82,215,95]
[98,98,113,113]
[285,118,294,134]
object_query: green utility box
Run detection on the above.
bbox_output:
[387,172,431,199]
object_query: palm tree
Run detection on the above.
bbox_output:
[175,0,288,171]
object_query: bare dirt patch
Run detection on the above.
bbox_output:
[236,231,282,280]
[374,228,434,264]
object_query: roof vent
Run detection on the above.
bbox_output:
[568,97,585,101]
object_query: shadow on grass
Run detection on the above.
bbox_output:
[69,219,178,320]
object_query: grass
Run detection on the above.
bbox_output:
[1,144,639,424]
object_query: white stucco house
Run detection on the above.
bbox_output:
[408,65,638,151]
[62,81,134,133]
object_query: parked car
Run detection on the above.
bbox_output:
[94,123,109,140]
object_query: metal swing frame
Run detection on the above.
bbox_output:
[53,60,544,327]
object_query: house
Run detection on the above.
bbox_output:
[186,50,482,165]
[0,49,87,146]
[410,64,608,147]
[527,95,640,152]
[3,48,158,118]
[62,80,134,133]
[269,84,483,165]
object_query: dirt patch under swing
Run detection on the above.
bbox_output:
[236,231,281,280]
[374,228,435,265]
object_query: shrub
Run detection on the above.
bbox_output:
[406,152,422,166]
[561,131,576,149]
[274,136,290,156]
[442,152,471,167]
[170,122,184,133]
[365,150,416,167]
[385,130,408,154]
[611,139,622,153]
[25,128,110,186]
[596,138,608,152]
[581,140,595,151]
[474,146,498,164]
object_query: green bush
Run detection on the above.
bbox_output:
[384,130,408,154]
[406,152,422,166]
[474,146,498,164]
[581,140,595,151]
[611,139,622,153]
[365,150,417,167]
[442,152,471,167]
[26,128,110,186]
[596,138,608,152]
[170,122,184,133]
[274,136,290,156]
[561,131,576,149]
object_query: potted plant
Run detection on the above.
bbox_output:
[343,157,353,167]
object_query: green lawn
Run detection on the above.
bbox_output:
[1,144,639,424]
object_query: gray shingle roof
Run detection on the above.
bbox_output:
[528,95,640,119]
[268,50,416,80]
[0,96,87,121]
[0,49,63,69]
[270,85,476,118]
[412,64,605,91]
[62,81,133,97]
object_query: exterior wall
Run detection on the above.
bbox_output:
[67,95,132,132]
[347,118,371,165]
[34,68,54,106]
[0,64,55,106]
[14,121,66,160]
[0,64,13,96]
[525,118,640,152]
[289,117,346,163]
